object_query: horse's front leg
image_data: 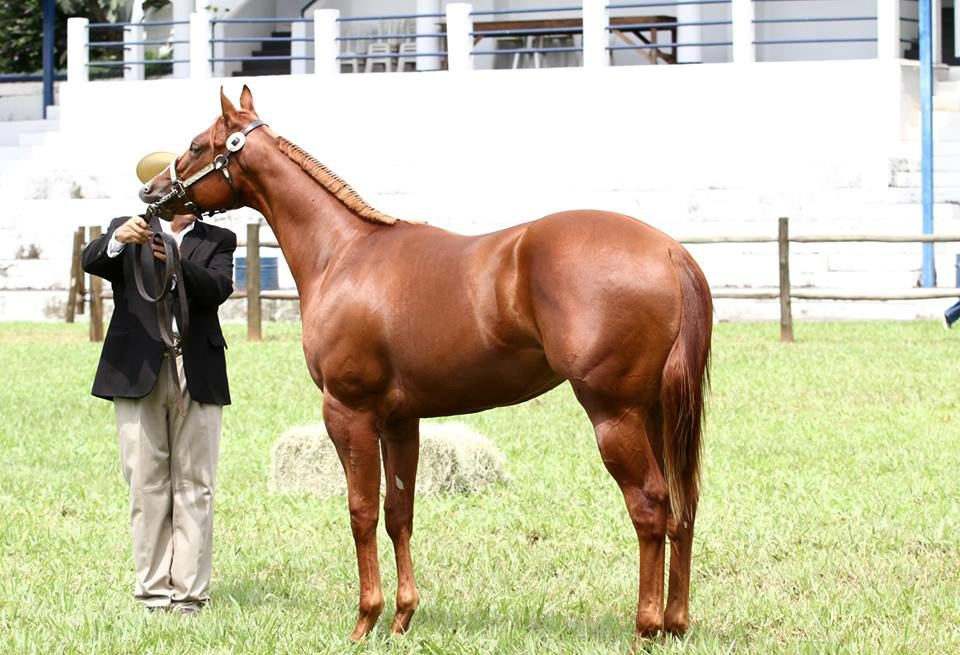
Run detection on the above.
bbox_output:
[381,418,421,634]
[323,395,385,640]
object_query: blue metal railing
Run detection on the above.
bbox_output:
[469,6,581,16]
[606,1,733,65]
[333,12,447,71]
[900,1,920,60]
[469,5,583,66]
[87,19,188,28]
[85,20,190,77]
[0,72,66,83]
[209,17,312,69]
[751,1,878,58]
[336,13,444,22]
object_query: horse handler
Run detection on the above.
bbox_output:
[81,152,236,615]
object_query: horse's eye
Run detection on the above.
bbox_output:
[190,143,202,154]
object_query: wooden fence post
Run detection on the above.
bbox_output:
[65,227,83,323]
[246,223,262,341]
[88,225,104,342]
[778,216,794,343]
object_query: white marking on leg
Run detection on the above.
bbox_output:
[395,475,405,491]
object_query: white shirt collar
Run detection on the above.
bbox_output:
[161,219,197,248]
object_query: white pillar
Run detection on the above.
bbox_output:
[67,17,89,83]
[190,12,211,79]
[582,0,609,68]
[124,25,145,81]
[417,0,442,71]
[731,0,755,63]
[877,0,901,60]
[676,5,702,64]
[954,1,960,60]
[291,20,309,74]
[445,3,473,72]
[173,0,193,79]
[313,9,339,76]
[933,0,943,64]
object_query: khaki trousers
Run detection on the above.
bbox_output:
[115,354,222,610]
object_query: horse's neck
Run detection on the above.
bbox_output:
[244,161,377,294]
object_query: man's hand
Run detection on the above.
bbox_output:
[114,216,152,245]
[151,234,168,262]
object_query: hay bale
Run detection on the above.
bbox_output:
[270,421,508,497]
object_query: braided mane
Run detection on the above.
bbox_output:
[276,136,397,225]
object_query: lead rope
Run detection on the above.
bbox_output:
[133,212,190,417]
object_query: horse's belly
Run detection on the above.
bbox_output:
[393,347,561,418]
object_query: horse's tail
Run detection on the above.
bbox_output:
[660,247,712,522]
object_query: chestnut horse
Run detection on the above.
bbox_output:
[141,86,712,643]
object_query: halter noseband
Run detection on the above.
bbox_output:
[147,119,268,220]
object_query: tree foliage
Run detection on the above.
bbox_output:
[0,1,68,73]
[56,1,133,24]
[0,1,171,74]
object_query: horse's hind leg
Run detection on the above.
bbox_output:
[576,387,668,638]
[664,500,696,635]
[381,418,421,634]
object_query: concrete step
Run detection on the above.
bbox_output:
[892,170,960,187]
[904,122,960,140]
[0,119,59,146]
[17,131,66,147]
[897,155,960,173]
[0,146,35,161]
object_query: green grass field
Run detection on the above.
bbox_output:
[1,321,958,655]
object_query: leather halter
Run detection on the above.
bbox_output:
[147,119,268,220]
[132,119,266,415]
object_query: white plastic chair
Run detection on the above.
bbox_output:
[396,42,418,72]
[364,43,393,73]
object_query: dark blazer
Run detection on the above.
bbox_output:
[82,216,236,405]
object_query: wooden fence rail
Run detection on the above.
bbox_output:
[72,218,960,343]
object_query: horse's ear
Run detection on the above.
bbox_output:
[239,85,256,114]
[220,86,238,120]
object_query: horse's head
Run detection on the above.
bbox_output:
[140,85,268,219]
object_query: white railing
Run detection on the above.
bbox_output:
[64,1,927,83]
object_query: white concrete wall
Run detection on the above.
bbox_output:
[5,58,956,321]
[0,81,60,121]
[55,59,899,199]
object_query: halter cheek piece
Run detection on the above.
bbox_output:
[146,119,268,220]
[133,119,266,417]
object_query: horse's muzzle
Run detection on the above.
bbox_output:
[139,183,164,204]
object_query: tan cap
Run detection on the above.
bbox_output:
[135,151,177,184]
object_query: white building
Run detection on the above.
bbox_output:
[2,1,960,321]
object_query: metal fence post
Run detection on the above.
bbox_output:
[445,3,473,72]
[778,217,794,343]
[582,0,609,68]
[246,223,262,341]
[42,0,55,117]
[731,0,755,63]
[313,9,339,76]
[88,226,104,342]
[67,17,89,83]
[190,12,211,79]
[920,0,936,287]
